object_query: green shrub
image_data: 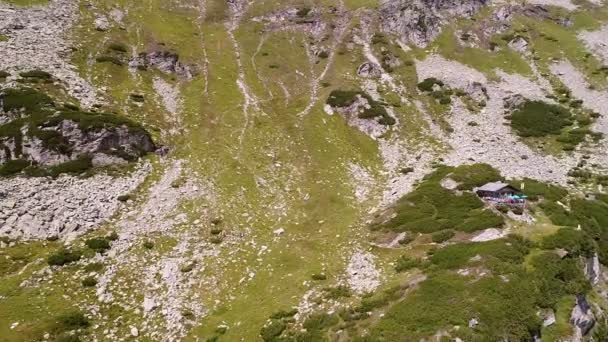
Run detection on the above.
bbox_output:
[48,156,93,177]
[431,229,455,243]
[326,90,360,107]
[1,87,53,112]
[398,234,415,245]
[395,256,420,272]
[107,42,128,53]
[117,194,131,202]
[296,7,311,17]
[311,273,327,280]
[55,311,89,331]
[326,90,394,125]
[430,235,530,270]
[81,276,97,287]
[541,228,595,257]
[85,237,111,253]
[84,262,103,272]
[449,163,502,190]
[106,232,119,241]
[143,241,154,249]
[260,319,286,341]
[180,262,196,273]
[48,249,82,266]
[539,201,578,227]
[509,178,567,201]
[510,101,573,137]
[0,159,31,176]
[0,70,9,78]
[417,78,444,92]
[95,55,124,66]
[371,33,388,45]
[19,70,52,79]
[400,167,414,174]
[270,309,298,319]
[324,285,351,299]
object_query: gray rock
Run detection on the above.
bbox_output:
[585,254,601,285]
[94,15,110,31]
[570,295,595,337]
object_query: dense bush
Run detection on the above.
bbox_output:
[85,237,111,253]
[311,273,327,280]
[326,90,395,125]
[431,229,455,243]
[270,309,298,319]
[84,262,103,272]
[510,101,573,137]
[0,70,9,78]
[324,285,351,299]
[81,276,98,287]
[1,87,53,112]
[296,7,311,17]
[0,159,31,176]
[260,320,286,341]
[449,163,502,190]
[394,256,420,272]
[95,55,124,66]
[107,42,128,53]
[46,156,93,177]
[55,311,90,331]
[380,175,503,234]
[48,249,82,266]
[509,178,567,201]
[19,70,52,79]
[417,78,444,92]
[430,235,530,270]
[541,228,595,258]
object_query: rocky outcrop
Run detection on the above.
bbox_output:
[585,254,601,285]
[129,51,196,79]
[380,0,489,47]
[0,118,155,168]
[570,295,595,340]
[0,88,156,170]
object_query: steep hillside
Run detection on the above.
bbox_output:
[1,0,608,341]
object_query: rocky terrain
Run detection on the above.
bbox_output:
[1,0,608,341]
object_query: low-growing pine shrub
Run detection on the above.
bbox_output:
[81,276,98,287]
[48,249,82,266]
[431,229,455,243]
[85,237,111,253]
[395,256,420,272]
[19,70,52,79]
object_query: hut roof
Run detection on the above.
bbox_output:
[476,182,519,192]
